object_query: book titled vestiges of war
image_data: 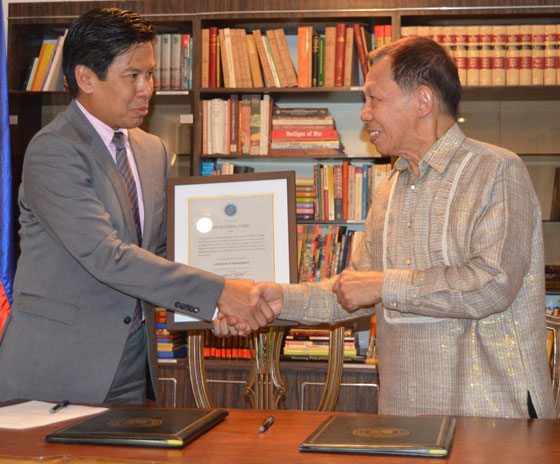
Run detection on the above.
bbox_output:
[45,408,228,448]
[299,415,456,458]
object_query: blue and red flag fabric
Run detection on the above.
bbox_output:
[0,0,14,334]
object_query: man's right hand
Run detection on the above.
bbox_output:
[213,282,285,337]
[217,279,275,333]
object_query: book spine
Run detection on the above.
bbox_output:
[519,25,533,85]
[544,24,558,85]
[266,29,288,87]
[249,94,261,155]
[373,24,384,49]
[334,23,346,87]
[201,29,210,88]
[170,33,182,90]
[343,26,354,87]
[274,28,298,87]
[311,32,320,87]
[208,26,219,88]
[262,34,282,87]
[317,36,325,87]
[298,26,311,88]
[159,33,171,90]
[353,24,368,80]
[466,25,480,86]
[505,25,520,86]
[491,25,506,86]
[454,26,468,86]
[246,33,264,88]
[323,26,336,87]
[229,94,239,154]
[479,25,493,86]
[252,29,276,88]
[180,33,191,90]
[532,24,545,86]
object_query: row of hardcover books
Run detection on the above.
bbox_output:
[282,327,360,360]
[296,160,391,222]
[201,23,392,89]
[203,332,256,360]
[202,95,272,156]
[202,98,343,155]
[297,224,365,283]
[403,24,560,86]
[23,31,67,91]
[153,33,193,91]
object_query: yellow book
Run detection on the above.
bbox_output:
[31,39,57,91]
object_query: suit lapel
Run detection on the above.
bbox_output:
[66,101,142,246]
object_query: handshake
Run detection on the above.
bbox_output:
[214,269,383,337]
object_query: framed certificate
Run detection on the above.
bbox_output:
[166,171,297,329]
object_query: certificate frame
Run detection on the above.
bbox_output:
[166,171,297,330]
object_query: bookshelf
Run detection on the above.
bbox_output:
[7,0,560,408]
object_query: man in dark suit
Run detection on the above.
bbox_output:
[0,8,272,404]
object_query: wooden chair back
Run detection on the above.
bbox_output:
[186,325,346,411]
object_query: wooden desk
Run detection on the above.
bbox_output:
[1,409,560,463]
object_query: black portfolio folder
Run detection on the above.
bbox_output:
[299,414,456,458]
[45,408,228,448]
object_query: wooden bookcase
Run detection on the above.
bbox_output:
[7,0,560,409]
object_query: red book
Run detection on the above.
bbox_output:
[208,26,219,88]
[353,24,368,80]
[270,129,339,140]
[334,23,346,87]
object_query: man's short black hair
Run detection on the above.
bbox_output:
[62,8,156,97]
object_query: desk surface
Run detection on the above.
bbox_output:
[1,408,560,464]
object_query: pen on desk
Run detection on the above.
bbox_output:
[49,400,70,414]
[259,415,274,433]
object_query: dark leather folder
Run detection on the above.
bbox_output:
[299,414,455,458]
[45,408,228,448]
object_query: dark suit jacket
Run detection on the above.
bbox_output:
[0,100,224,403]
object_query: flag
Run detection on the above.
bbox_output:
[0,0,14,334]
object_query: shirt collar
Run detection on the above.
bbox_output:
[75,99,129,149]
[394,123,465,175]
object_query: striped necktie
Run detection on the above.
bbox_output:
[112,131,142,245]
[112,131,143,335]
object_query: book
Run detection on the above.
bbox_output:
[299,415,456,458]
[201,28,210,88]
[46,408,228,448]
[353,24,369,81]
[252,29,276,87]
[266,29,289,87]
[334,23,346,87]
[159,33,171,90]
[298,26,313,88]
[42,30,67,91]
[208,26,219,88]
[23,57,39,91]
[170,33,182,89]
[323,26,336,87]
[274,28,298,87]
[246,32,264,88]
[30,39,57,91]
